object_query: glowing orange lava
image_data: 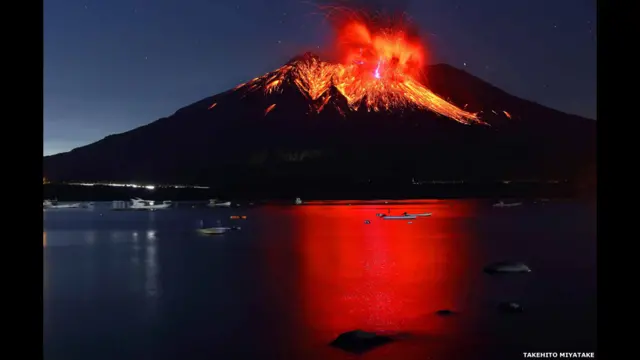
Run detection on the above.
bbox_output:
[230,8,485,125]
[265,103,277,115]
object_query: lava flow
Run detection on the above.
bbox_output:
[232,8,484,125]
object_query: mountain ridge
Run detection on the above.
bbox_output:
[43,55,596,189]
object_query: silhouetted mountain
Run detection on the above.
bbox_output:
[43,53,596,192]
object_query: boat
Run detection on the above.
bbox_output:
[129,198,172,210]
[484,261,531,274]
[402,212,432,217]
[207,199,231,207]
[492,201,522,208]
[381,214,417,220]
[197,227,231,235]
[295,197,302,205]
[43,200,82,209]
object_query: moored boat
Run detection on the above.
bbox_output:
[402,212,432,217]
[381,214,417,220]
[43,200,82,209]
[207,199,231,207]
[128,198,172,210]
[492,201,522,208]
[197,227,231,235]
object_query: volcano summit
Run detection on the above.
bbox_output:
[43,51,595,194]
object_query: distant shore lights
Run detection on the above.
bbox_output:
[62,182,209,190]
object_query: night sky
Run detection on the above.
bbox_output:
[44,0,596,156]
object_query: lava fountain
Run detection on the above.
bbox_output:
[231,7,484,125]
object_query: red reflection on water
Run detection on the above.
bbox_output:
[293,201,476,338]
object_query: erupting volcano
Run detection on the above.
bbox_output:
[228,8,483,125]
[42,6,596,190]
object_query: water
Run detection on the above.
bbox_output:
[43,200,597,360]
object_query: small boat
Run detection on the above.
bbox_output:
[295,197,303,205]
[402,212,432,217]
[375,213,385,217]
[129,198,172,210]
[198,227,231,235]
[493,201,522,208]
[207,199,231,207]
[484,261,531,274]
[43,200,82,209]
[498,302,524,313]
[381,215,417,220]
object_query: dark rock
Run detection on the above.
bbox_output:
[435,309,457,316]
[329,330,394,354]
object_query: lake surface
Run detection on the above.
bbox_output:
[43,200,597,360]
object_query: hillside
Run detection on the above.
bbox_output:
[43,54,596,191]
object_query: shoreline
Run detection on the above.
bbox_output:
[43,182,593,203]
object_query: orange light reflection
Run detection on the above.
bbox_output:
[293,201,476,341]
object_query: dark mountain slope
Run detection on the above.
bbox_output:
[43,55,596,189]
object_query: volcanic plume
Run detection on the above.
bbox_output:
[225,7,484,125]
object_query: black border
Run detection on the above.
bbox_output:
[5,1,46,359]
[15,0,45,359]
[597,1,628,359]
[38,1,46,359]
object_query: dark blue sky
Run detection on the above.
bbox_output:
[44,0,596,155]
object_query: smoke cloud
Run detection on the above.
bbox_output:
[313,0,411,15]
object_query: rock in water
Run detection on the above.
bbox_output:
[484,261,531,274]
[330,330,394,354]
[435,309,457,316]
[498,302,524,313]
